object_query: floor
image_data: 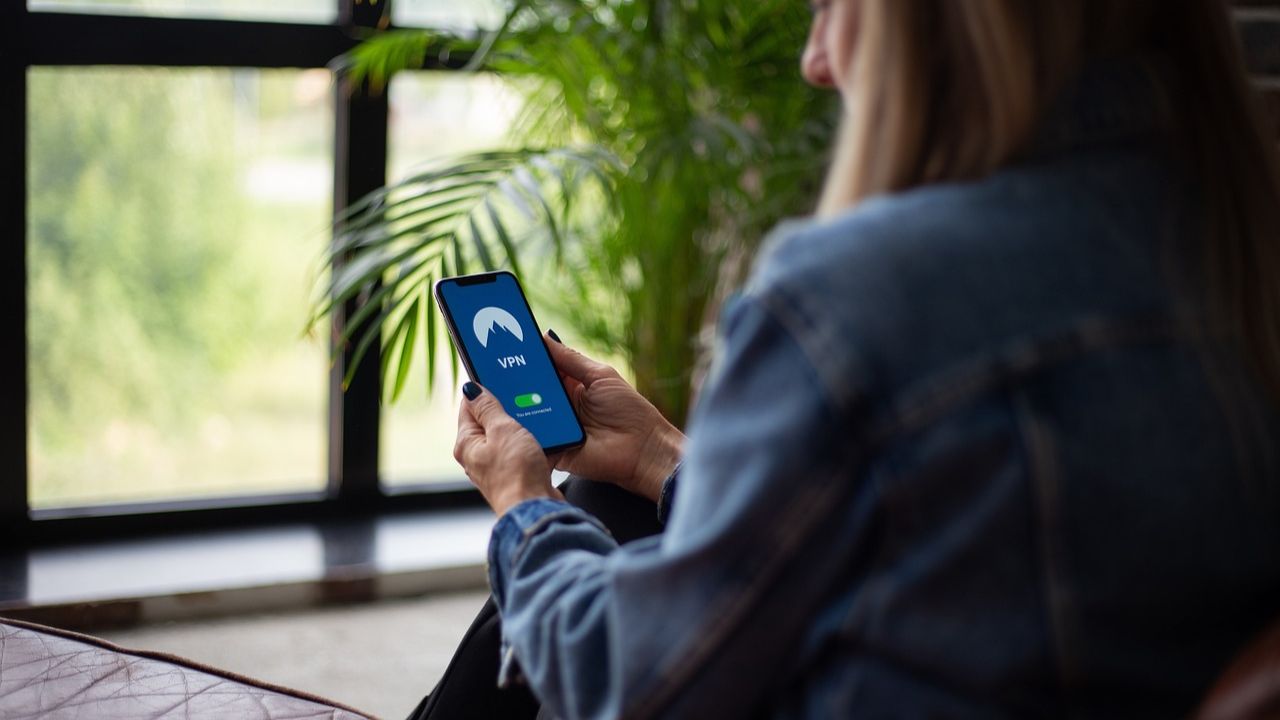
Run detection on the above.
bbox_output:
[100,590,491,720]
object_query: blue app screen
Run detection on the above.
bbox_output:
[438,273,583,450]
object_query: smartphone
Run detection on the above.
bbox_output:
[433,271,586,453]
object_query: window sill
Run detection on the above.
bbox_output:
[0,507,495,632]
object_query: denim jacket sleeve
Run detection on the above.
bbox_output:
[487,276,876,719]
[655,461,681,525]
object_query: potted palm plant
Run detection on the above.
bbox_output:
[312,0,837,425]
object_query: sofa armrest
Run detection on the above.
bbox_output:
[0,618,376,719]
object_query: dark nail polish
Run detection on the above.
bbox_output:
[548,329,563,344]
[463,382,482,401]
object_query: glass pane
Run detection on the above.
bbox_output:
[381,72,523,487]
[386,72,524,181]
[27,66,333,508]
[392,0,507,31]
[27,0,335,24]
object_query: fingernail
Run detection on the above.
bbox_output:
[548,329,563,344]
[462,382,482,401]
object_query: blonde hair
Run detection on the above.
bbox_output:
[818,0,1280,401]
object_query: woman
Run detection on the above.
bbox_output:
[447,0,1280,717]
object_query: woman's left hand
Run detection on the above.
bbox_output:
[454,382,564,516]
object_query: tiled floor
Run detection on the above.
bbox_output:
[100,590,491,720]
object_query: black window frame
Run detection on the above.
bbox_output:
[4,0,486,546]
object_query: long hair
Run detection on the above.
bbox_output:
[817,0,1280,403]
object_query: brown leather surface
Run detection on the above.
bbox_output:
[0,618,376,719]
[1197,617,1280,720]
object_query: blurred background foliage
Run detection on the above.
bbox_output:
[28,68,332,506]
[32,71,246,445]
[320,0,838,425]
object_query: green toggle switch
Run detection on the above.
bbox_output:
[514,393,543,408]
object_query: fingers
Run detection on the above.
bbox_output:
[453,382,556,512]
[462,382,514,430]
[546,450,566,471]
[544,332,619,386]
[454,395,483,467]
[457,393,482,434]
[552,447,579,474]
[559,373,587,409]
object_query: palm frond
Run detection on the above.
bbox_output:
[331,29,445,93]
[314,0,838,419]
[311,147,619,400]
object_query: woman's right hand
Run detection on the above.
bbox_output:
[544,331,685,503]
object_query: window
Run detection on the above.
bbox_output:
[392,0,506,31]
[7,1,488,539]
[382,72,523,487]
[28,0,336,24]
[27,67,332,508]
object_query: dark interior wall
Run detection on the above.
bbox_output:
[1236,1,1280,137]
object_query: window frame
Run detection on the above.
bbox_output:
[4,0,486,546]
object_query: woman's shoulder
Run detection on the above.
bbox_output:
[747,172,1061,333]
[744,164,1172,397]
[752,170,1069,293]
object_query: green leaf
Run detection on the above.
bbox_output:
[313,241,442,330]
[379,295,418,399]
[484,198,524,279]
[327,242,423,304]
[330,204,472,256]
[468,214,496,271]
[450,231,467,276]
[496,179,537,220]
[510,165,565,258]
[333,29,440,94]
[331,281,397,350]
[425,280,437,395]
[459,0,528,72]
[337,254,434,349]
[441,242,455,279]
[343,284,421,389]
[390,296,420,403]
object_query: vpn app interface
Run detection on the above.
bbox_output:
[441,274,582,449]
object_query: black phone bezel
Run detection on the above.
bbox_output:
[432,270,586,454]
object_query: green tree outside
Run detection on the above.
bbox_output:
[27,67,330,507]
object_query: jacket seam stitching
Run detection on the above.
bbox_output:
[1012,390,1080,699]
[508,509,613,571]
[750,283,872,416]
[869,314,1183,446]
[624,456,857,719]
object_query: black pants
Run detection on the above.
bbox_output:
[406,478,664,720]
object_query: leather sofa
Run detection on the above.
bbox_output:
[0,618,375,719]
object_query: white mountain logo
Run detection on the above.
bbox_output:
[472,306,524,348]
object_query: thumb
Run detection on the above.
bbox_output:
[463,382,512,429]
[544,331,618,387]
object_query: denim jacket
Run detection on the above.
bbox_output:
[486,62,1280,719]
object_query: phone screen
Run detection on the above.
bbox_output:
[435,271,585,453]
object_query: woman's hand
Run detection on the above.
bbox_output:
[545,331,685,503]
[454,382,564,516]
